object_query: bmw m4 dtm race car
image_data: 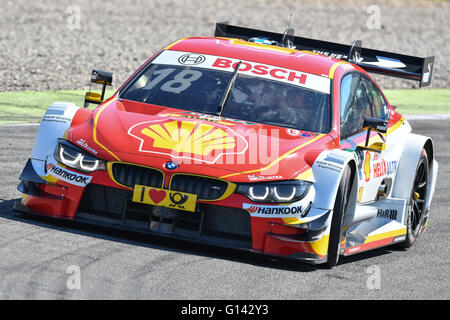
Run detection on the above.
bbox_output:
[15,23,438,267]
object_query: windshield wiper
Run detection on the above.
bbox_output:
[216,61,242,116]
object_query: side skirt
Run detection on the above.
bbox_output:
[341,198,408,256]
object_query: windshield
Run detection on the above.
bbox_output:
[120,62,331,133]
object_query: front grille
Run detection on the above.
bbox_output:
[111,163,163,189]
[110,163,230,201]
[170,175,228,200]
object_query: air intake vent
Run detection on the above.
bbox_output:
[111,163,164,189]
[170,175,228,200]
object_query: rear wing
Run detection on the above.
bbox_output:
[215,22,434,87]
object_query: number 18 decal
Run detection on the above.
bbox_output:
[145,68,203,93]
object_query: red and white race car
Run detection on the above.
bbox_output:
[15,23,438,267]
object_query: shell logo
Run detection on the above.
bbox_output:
[128,119,248,164]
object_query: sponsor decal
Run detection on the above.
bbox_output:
[128,119,248,164]
[387,160,397,175]
[46,163,92,186]
[75,139,98,155]
[377,209,398,220]
[247,175,283,182]
[132,185,197,212]
[393,235,406,243]
[42,104,78,124]
[161,111,256,126]
[372,159,387,179]
[372,159,397,179]
[286,129,301,136]
[316,154,344,172]
[42,110,72,124]
[178,53,206,65]
[243,203,304,217]
[361,56,407,69]
[364,151,371,182]
[212,58,306,84]
[286,129,313,137]
[316,161,342,172]
[312,50,348,60]
[347,246,361,254]
[153,50,331,94]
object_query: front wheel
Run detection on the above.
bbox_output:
[326,166,352,268]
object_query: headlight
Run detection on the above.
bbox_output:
[236,180,312,203]
[54,140,106,173]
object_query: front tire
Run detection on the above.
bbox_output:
[326,166,352,268]
[400,149,429,248]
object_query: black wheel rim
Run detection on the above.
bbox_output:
[410,157,428,235]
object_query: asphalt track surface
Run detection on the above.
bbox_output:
[0,120,448,300]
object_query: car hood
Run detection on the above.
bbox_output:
[69,98,332,182]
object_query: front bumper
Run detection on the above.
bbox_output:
[15,159,331,264]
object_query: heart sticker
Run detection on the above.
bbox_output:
[148,189,166,204]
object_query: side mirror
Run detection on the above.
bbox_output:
[363,116,388,134]
[91,69,113,86]
[358,116,388,153]
[84,69,114,108]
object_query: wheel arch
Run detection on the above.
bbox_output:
[391,133,437,206]
[29,102,80,177]
[310,149,358,211]
[31,102,80,161]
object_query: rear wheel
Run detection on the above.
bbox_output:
[401,149,429,248]
[326,166,352,268]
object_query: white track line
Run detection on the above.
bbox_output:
[404,114,450,120]
[0,123,40,127]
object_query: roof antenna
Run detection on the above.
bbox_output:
[281,13,295,48]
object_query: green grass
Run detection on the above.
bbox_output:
[0,89,449,125]
[384,89,450,115]
[0,90,114,124]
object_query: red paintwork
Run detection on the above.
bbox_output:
[24,181,84,218]
[69,99,334,183]
[21,36,404,261]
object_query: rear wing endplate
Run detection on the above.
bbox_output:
[215,22,434,87]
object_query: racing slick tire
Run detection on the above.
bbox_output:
[399,149,429,249]
[326,165,352,268]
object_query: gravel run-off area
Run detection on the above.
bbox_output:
[0,0,449,92]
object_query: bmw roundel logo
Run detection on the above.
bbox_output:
[165,161,179,170]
